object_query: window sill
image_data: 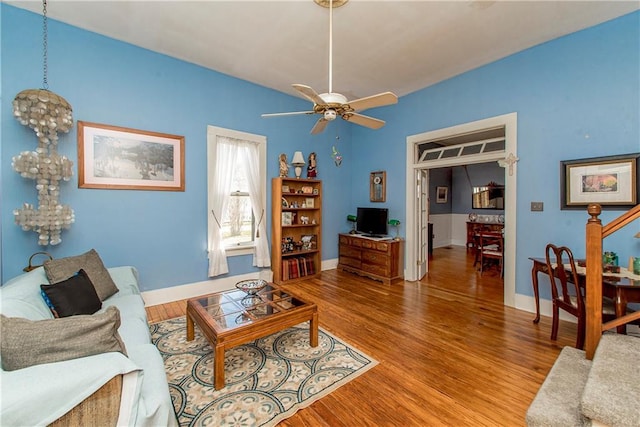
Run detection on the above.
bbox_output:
[225,246,254,257]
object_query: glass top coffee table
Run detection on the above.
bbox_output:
[186,282,318,389]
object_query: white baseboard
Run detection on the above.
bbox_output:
[515,293,577,323]
[141,258,339,307]
[322,258,338,271]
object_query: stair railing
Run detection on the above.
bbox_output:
[585,203,640,360]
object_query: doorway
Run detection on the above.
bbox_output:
[405,113,518,307]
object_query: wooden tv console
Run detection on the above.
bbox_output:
[338,233,404,284]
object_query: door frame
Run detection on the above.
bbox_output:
[405,112,518,307]
[416,169,429,280]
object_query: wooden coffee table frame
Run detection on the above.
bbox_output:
[186,284,318,390]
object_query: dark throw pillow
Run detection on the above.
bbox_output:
[1,306,127,371]
[43,249,119,301]
[40,269,102,317]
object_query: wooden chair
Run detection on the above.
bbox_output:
[545,244,586,349]
[545,243,631,350]
[478,231,503,276]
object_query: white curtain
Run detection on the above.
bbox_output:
[207,138,237,277]
[240,142,271,267]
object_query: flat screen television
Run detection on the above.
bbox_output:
[356,207,388,237]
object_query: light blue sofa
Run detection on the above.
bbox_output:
[0,265,177,426]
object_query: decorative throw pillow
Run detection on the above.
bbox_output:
[40,269,102,317]
[0,306,127,371]
[40,289,59,317]
[43,249,119,301]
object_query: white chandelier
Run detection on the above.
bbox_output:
[12,0,75,246]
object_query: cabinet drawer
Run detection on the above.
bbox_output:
[361,240,389,252]
[362,251,391,266]
[375,242,389,252]
[339,245,361,259]
[339,256,361,269]
[362,262,390,277]
[350,237,363,247]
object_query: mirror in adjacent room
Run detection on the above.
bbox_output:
[472,183,505,209]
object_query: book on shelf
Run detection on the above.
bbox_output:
[281,256,316,281]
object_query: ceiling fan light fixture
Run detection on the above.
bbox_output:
[260,0,396,134]
[314,0,348,9]
[319,92,347,105]
[324,110,337,121]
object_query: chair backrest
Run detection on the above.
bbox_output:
[545,244,583,315]
[479,232,503,257]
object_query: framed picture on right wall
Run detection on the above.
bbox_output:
[561,153,639,209]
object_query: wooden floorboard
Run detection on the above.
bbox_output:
[146,245,575,426]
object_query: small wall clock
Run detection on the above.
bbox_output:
[370,171,386,202]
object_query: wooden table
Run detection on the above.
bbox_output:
[186,282,318,389]
[529,258,549,324]
[529,257,640,332]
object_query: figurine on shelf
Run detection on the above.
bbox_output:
[307,152,317,178]
[279,153,289,177]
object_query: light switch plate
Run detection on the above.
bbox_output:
[531,202,544,212]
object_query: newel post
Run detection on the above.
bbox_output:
[585,204,603,360]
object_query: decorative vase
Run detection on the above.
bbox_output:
[603,252,618,266]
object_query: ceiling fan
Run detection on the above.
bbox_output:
[261,0,398,134]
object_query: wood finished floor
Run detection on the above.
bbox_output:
[146,245,576,426]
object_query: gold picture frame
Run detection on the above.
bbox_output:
[370,171,386,202]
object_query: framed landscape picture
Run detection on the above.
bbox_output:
[78,121,185,191]
[561,153,639,209]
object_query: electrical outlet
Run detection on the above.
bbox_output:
[531,202,544,212]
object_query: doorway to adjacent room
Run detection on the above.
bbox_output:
[405,112,518,307]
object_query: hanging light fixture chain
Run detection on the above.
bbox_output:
[42,0,49,89]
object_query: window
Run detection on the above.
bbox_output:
[222,160,254,248]
[207,127,268,276]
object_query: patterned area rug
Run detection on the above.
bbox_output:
[149,317,378,426]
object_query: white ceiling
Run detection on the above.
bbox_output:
[7,1,639,102]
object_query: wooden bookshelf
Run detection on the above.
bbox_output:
[271,177,322,284]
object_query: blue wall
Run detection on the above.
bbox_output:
[349,11,639,299]
[429,168,452,215]
[1,5,353,290]
[452,163,505,214]
[428,163,504,215]
[2,5,639,302]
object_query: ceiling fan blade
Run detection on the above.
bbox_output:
[346,92,398,112]
[342,112,386,130]
[293,84,326,106]
[261,111,315,118]
[310,118,329,134]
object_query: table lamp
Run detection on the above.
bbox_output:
[291,151,306,179]
[347,214,357,234]
[388,219,401,240]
